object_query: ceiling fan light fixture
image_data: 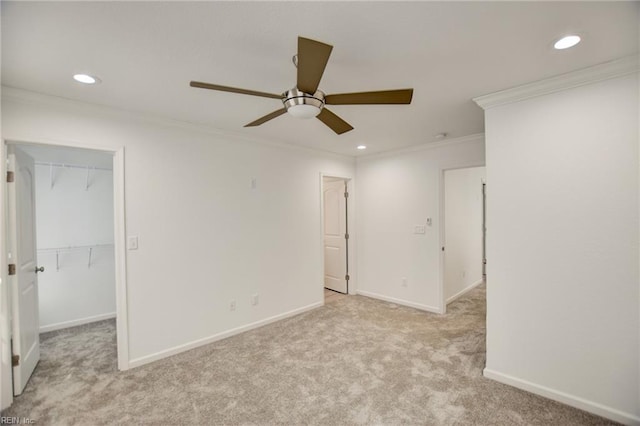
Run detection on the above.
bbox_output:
[287,104,321,119]
[283,88,325,119]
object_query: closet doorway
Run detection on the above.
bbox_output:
[2,141,127,406]
[440,166,486,312]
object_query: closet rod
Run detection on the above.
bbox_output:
[37,243,114,252]
[35,162,112,172]
[37,244,113,271]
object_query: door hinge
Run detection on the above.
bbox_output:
[345,233,349,240]
[11,354,19,367]
[345,274,350,281]
[6,171,14,183]
[8,264,16,276]
[344,191,349,198]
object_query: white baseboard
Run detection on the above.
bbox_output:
[483,368,640,425]
[40,312,116,333]
[446,279,484,304]
[128,302,323,369]
[356,290,443,314]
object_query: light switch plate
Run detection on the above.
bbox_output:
[127,236,139,250]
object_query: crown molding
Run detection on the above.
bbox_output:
[473,54,639,110]
[1,86,354,162]
[357,132,484,162]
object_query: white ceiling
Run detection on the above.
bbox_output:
[2,2,638,156]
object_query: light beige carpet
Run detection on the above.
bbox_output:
[3,284,616,425]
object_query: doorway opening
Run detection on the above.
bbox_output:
[440,166,486,313]
[321,175,350,302]
[1,140,128,410]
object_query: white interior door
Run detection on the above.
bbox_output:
[7,146,40,395]
[323,178,348,294]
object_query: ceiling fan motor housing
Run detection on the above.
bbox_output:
[283,88,325,118]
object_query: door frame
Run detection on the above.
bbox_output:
[0,138,129,408]
[438,164,485,314]
[319,173,356,297]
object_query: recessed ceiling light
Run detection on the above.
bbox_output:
[357,145,367,150]
[73,74,100,84]
[554,35,581,50]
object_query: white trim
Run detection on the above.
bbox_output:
[4,138,116,156]
[356,290,443,314]
[112,148,129,371]
[1,86,352,162]
[39,312,116,333]
[446,279,483,305]
[128,302,322,369]
[438,169,446,314]
[0,140,13,410]
[483,368,640,425]
[473,54,639,110]
[357,133,485,161]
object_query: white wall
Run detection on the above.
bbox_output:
[483,74,639,423]
[34,163,116,332]
[444,166,485,303]
[2,88,355,366]
[356,136,485,313]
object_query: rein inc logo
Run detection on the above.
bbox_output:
[0,418,35,424]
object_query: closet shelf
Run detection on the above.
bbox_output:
[37,244,114,271]
[35,162,112,190]
[37,243,114,252]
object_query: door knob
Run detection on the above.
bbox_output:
[35,266,44,273]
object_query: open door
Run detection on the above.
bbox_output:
[323,178,348,294]
[7,146,40,395]
[482,182,487,278]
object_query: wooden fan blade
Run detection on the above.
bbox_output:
[297,37,333,95]
[244,109,287,127]
[316,108,354,135]
[325,89,414,105]
[190,81,283,100]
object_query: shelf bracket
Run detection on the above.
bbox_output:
[85,166,91,190]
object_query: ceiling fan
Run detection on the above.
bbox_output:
[190,36,414,135]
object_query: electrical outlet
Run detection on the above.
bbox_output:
[401,277,408,287]
[414,225,426,234]
[229,300,236,311]
[251,294,259,306]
